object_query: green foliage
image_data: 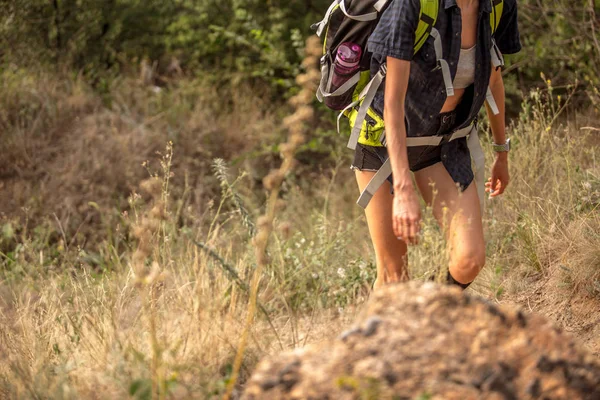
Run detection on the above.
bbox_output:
[129,379,153,400]
[336,375,383,399]
[164,0,316,87]
[510,0,600,107]
[276,224,375,311]
[0,0,330,87]
[1,0,177,75]
[2,0,598,108]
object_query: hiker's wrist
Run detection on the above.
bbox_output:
[393,175,413,193]
[495,151,508,161]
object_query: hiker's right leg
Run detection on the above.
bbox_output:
[414,162,485,286]
[355,170,409,289]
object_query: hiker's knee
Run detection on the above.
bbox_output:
[449,249,485,283]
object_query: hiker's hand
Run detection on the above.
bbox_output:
[393,185,421,245]
[486,153,509,198]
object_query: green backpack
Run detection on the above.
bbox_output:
[313,0,505,150]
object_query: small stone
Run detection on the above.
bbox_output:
[260,379,279,391]
[526,378,540,397]
[362,316,382,337]
[339,327,362,341]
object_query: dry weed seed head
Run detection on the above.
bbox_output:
[144,262,167,286]
[289,91,314,107]
[141,217,160,234]
[275,199,287,212]
[278,221,292,239]
[295,106,315,121]
[140,177,163,197]
[150,204,166,220]
[257,216,272,230]
[279,143,295,159]
[263,170,285,191]
[305,36,322,57]
[132,224,147,240]
[290,132,307,147]
[225,35,322,400]
[283,113,303,129]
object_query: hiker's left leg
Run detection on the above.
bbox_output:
[355,169,409,289]
[414,162,485,285]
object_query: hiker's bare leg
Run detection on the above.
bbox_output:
[356,170,409,289]
[414,162,485,284]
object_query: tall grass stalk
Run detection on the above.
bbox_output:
[223,36,321,399]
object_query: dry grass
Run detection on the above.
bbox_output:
[476,86,600,297]
[0,67,282,245]
[0,246,355,399]
[0,64,599,399]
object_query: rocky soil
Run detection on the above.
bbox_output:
[243,282,600,400]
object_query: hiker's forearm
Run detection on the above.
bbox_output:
[486,67,507,151]
[384,58,412,191]
[385,108,411,191]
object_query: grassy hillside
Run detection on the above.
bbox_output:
[0,54,599,399]
[2,2,600,398]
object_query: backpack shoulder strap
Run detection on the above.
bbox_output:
[414,0,439,54]
[414,0,504,46]
[490,0,504,35]
[488,0,505,115]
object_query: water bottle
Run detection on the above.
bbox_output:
[325,42,362,110]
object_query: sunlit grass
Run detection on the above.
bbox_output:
[0,67,598,398]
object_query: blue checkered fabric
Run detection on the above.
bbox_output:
[367,0,521,136]
[360,0,521,189]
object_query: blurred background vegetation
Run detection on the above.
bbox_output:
[0,1,599,398]
[1,0,599,102]
[1,0,598,233]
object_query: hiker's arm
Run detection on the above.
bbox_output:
[385,57,421,244]
[385,58,411,191]
[485,0,520,198]
[485,66,509,197]
[486,67,507,147]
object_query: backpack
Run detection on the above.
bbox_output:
[312,0,505,153]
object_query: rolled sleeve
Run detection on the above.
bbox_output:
[494,0,522,55]
[367,0,420,61]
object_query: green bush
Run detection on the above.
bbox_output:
[507,0,600,107]
[1,0,599,107]
[0,0,330,87]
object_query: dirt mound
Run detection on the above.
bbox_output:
[243,282,600,400]
[503,256,600,359]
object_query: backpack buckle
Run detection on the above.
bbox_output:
[438,133,452,145]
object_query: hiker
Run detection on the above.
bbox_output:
[352,0,521,289]
[313,0,521,289]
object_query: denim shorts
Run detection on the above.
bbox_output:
[351,110,474,192]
